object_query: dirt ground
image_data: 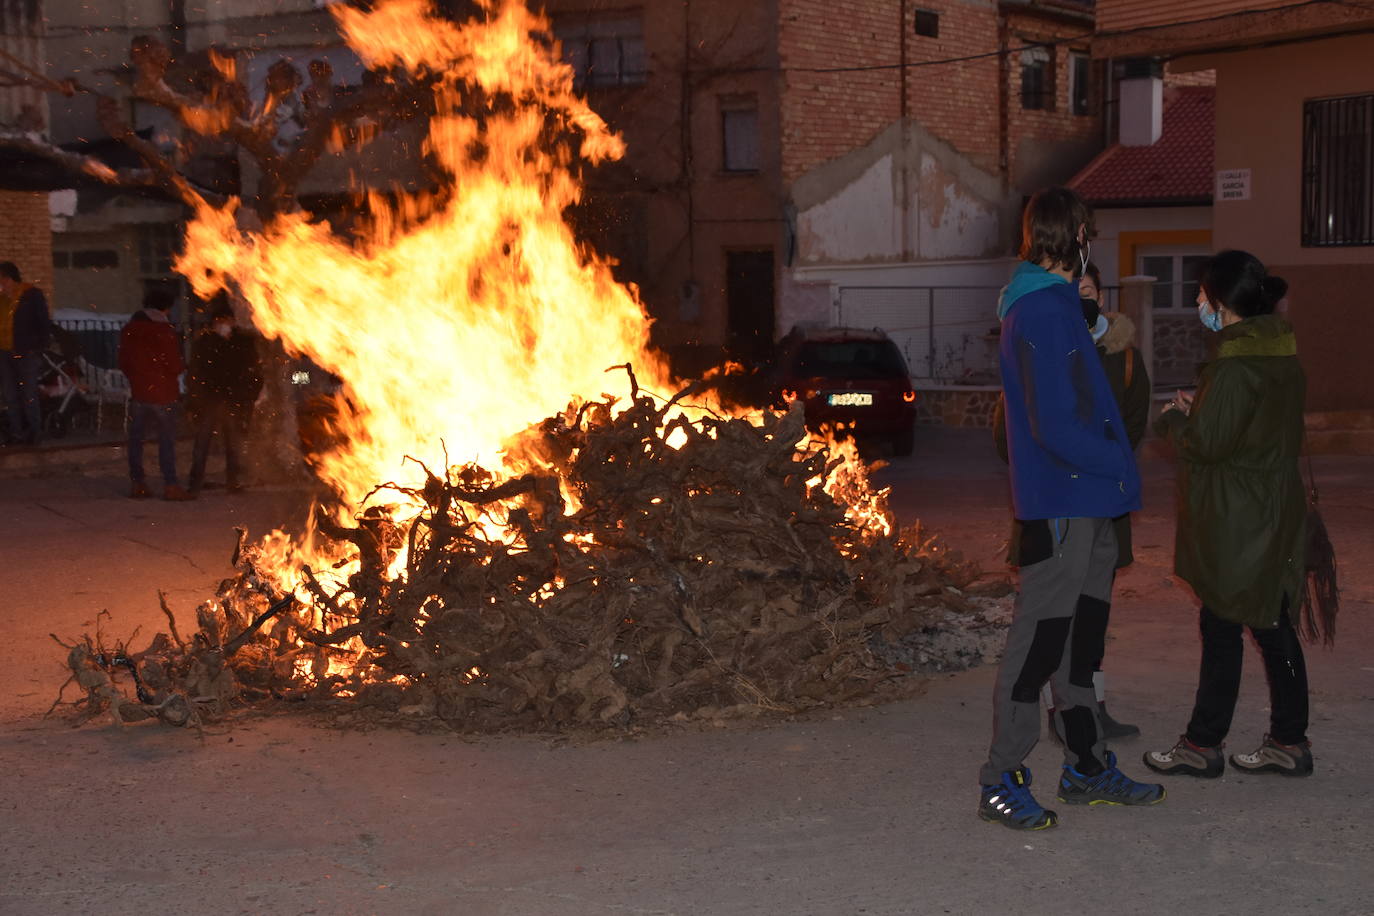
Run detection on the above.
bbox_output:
[1,429,1371,916]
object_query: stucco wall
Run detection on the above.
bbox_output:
[1092,205,1212,286]
[1276,264,1374,411]
[1198,33,1374,410]
[1203,34,1374,268]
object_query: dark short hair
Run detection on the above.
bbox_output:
[1200,250,1288,318]
[1020,187,1093,273]
[0,261,20,283]
[1083,261,1102,292]
[144,288,176,312]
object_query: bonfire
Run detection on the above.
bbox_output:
[51,0,1010,732]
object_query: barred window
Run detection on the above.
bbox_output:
[1302,94,1374,247]
[553,12,647,89]
[1020,47,1054,112]
[1069,52,1092,116]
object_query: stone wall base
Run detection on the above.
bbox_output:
[915,388,1000,428]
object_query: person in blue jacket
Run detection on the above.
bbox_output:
[977,188,1164,830]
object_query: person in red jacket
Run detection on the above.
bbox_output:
[119,288,192,500]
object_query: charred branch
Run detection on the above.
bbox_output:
[55,378,1011,733]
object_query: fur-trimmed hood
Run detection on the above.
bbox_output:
[1098,311,1137,355]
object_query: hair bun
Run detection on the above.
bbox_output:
[1260,274,1289,308]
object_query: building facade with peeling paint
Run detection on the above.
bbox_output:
[540,0,1105,378]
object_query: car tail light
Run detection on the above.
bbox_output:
[902,390,917,403]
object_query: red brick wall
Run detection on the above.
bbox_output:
[1003,9,1102,192]
[0,191,53,296]
[779,1,1101,188]
[903,1,1002,172]
[777,0,901,182]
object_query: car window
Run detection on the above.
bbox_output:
[795,340,907,380]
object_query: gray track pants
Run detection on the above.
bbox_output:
[979,516,1116,785]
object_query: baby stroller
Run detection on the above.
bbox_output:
[38,324,98,438]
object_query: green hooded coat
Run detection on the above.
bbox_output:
[1155,314,1307,627]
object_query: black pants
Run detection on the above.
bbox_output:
[189,400,249,489]
[1185,601,1309,748]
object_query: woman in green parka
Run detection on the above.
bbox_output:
[1144,250,1312,779]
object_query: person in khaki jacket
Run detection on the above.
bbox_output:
[1144,250,1312,779]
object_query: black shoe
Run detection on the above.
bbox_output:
[1098,701,1140,740]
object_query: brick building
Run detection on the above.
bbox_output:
[1094,0,1374,411]
[13,0,1108,373]
[38,0,384,321]
[548,0,1105,366]
[0,0,53,296]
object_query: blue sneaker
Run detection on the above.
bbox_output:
[979,766,1058,830]
[1058,751,1166,806]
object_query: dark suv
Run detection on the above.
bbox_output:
[772,326,918,456]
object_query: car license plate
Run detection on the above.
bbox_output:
[827,392,873,407]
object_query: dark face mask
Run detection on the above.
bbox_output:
[1080,296,1101,330]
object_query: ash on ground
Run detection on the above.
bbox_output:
[869,594,1014,675]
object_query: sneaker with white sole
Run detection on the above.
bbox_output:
[1229,735,1313,777]
[1143,736,1225,778]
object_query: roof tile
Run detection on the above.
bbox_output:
[1069,86,1214,205]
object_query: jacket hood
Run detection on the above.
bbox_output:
[997,261,1070,319]
[1218,314,1297,358]
[1098,311,1137,354]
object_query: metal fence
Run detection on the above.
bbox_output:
[835,284,1120,384]
[54,319,123,371]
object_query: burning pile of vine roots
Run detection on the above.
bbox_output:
[55,374,1010,732]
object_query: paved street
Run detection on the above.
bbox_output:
[1,430,1371,915]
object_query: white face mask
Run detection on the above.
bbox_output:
[1078,237,1091,276]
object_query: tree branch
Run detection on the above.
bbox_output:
[0,128,164,191]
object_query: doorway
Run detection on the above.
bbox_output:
[725,249,775,365]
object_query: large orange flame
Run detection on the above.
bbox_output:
[176,0,893,605]
[179,0,662,513]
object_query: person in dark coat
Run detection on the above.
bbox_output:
[1144,250,1312,779]
[119,287,191,500]
[993,261,1152,741]
[0,261,51,445]
[187,303,263,493]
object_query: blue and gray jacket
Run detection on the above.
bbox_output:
[997,262,1141,521]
